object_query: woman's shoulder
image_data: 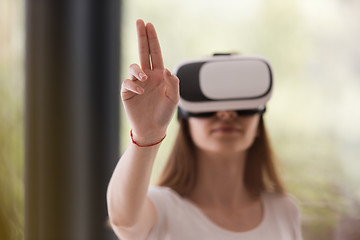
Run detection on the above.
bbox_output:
[148,185,181,198]
[262,191,301,218]
[147,186,190,232]
[147,186,185,208]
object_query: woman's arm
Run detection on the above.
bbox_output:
[106,19,179,240]
[107,142,160,239]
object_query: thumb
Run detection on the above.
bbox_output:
[164,69,180,104]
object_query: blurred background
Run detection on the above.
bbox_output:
[1,0,360,239]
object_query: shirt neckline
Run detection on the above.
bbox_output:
[169,188,269,237]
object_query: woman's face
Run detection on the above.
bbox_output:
[188,111,260,154]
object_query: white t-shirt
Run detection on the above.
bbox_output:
[147,186,302,240]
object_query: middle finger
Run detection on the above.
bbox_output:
[136,19,151,70]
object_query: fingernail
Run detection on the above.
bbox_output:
[137,87,144,94]
[139,72,147,80]
[165,68,172,76]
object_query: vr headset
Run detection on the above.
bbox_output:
[174,54,273,118]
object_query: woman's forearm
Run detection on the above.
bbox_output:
[107,141,160,227]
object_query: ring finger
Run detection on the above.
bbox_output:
[129,63,148,82]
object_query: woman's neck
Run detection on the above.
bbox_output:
[188,149,255,209]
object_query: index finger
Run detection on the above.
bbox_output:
[146,22,164,69]
[136,19,151,70]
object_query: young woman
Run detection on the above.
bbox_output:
[107,19,302,240]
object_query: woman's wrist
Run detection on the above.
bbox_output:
[130,129,166,147]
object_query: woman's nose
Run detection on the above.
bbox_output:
[216,111,237,120]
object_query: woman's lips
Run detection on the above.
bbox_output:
[211,125,242,133]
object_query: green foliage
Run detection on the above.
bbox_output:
[0,0,24,239]
[0,44,24,240]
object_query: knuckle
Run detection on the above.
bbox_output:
[121,79,130,88]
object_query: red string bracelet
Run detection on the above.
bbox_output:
[130,129,166,147]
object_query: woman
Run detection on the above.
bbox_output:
[107,19,302,240]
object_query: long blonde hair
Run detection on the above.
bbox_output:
[157,116,285,197]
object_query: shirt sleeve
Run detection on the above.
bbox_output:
[283,195,303,240]
[146,186,170,239]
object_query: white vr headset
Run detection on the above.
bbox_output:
[173,54,273,118]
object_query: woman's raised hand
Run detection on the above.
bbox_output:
[121,20,179,146]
